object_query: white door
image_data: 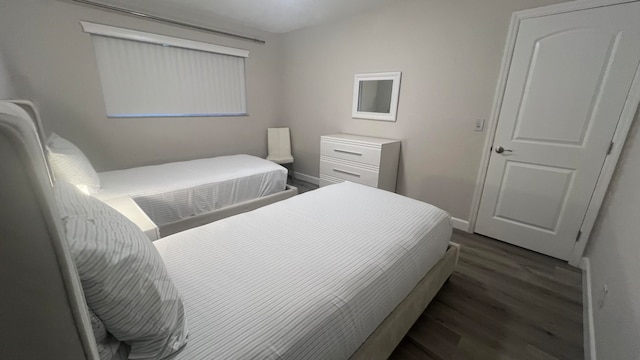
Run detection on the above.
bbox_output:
[476,1,640,260]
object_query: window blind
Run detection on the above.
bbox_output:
[83,23,249,118]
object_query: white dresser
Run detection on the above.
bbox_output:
[319,134,401,192]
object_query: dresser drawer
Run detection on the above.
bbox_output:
[320,140,381,166]
[320,160,379,187]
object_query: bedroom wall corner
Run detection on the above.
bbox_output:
[0,0,285,171]
[279,0,569,220]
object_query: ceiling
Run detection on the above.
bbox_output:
[88,0,390,34]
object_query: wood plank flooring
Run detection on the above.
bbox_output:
[390,230,583,360]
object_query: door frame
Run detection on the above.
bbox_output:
[467,0,640,266]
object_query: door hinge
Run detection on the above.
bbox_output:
[607,141,614,155]
[576,230,582,242]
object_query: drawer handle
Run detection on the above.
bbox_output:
[334,149,362,156]
[333,168,361,177]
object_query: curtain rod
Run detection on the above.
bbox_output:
[69,0,266,44]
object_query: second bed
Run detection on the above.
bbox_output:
[5,100,297,238]
[94,154,294,236]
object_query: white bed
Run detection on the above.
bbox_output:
[1,100,458,360]
[154,181,452,359]
[5,100,297,238]
[95,154,288,228]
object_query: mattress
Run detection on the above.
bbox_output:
[95,154,287,226]
[154,181,452,359]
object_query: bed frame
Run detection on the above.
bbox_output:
[160,184,298,237]
[0,102,458,359]
[0,102,98,359]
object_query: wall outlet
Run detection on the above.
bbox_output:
[475,119,485,132]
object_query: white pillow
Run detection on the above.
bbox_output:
[47,133,101,194]
[54,180,188,359]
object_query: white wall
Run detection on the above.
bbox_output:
[0,0,573,220]
[585,111,640,360]
[0,51,15,100]
[0,0,283,171]
[281,0,567,220]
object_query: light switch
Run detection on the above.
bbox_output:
[475,119,485,132]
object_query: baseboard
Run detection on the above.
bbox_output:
[451,217,471,232]
[294,172,319,186]
[581,257,596,360]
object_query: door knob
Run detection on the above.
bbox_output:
[495,146,513,154]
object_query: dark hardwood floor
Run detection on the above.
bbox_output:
[290,180,583,359]
[390,230,583,360]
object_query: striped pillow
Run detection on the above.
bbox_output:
[47,133,101,194]
[54,180,188,359]
[88,308,127,360]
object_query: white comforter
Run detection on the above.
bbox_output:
[95,154,287,226]
[154,182,452,359]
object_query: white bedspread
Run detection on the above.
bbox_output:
[95,154,287,226]
[154,182,452,359]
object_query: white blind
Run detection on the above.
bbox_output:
[87,28,248,118]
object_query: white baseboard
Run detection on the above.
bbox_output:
[451,217,471,232]
[293,172,319,186]
[581,257,596,360]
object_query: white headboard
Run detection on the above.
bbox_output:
[0,101,97,359]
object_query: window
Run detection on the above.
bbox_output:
[82,22,249,118]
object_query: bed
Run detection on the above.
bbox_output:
[93,153,296,237]
[156,181,457,359]
[7,100,298,238]
[0,101,459,360]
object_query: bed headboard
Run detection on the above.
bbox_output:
[0,101,98,359]
[5,99,55,183]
